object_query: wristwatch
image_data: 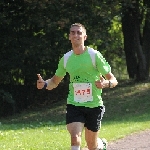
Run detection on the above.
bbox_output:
[109,80,113,88]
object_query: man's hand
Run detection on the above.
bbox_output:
[95,76,109,89]
[37,74,45,89]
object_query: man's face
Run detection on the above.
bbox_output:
[69,26,87,47]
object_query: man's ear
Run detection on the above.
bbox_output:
[84,35,87,41]
[69,34,71,40]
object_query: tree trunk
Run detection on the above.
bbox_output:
[122,4,138,79]
[121,0,147,81]
[143,0,150,78]
[133,8,146,81]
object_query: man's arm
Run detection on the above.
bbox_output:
[95,72,118,89]
[45,75,64,90]
[37,74,63,90]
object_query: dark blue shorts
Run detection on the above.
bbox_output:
[66,104,105,132]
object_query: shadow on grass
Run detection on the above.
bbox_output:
[0,80,150,130]
[102,80,150,122]
[0,100,66,131]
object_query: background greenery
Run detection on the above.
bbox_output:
[0,1,150,117]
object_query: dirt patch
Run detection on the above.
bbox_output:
[107,129,150,150]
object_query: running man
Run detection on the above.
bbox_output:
[37,23,118,150]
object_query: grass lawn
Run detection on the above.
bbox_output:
[0,80,150,149]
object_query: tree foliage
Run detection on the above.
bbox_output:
[0,0,123,85]
[0,0,150,116]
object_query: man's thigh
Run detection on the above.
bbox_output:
[67,122,84,135]
[66,104,85,124]
[84,106,105,132]
[66,104,85,135]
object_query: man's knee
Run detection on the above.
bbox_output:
[71,134,82,145]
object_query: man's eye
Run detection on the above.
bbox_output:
[70,31,82,35]
[77,31,82,35]
[71,31,75,35]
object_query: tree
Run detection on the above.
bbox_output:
[143,0,150,77]
[121,0,150,81]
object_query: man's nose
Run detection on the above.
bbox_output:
[73,32,78,36]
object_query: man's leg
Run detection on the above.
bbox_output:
[85,127,100,150]
[84,106,105,150]
[67,122,84,150]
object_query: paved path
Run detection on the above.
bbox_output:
[107,129,150,150]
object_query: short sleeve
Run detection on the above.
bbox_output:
[96,51,111,75]
[55,56,66,77]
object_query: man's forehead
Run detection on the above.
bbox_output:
[70,26,84,32]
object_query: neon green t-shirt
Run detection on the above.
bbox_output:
[55,47,111,108]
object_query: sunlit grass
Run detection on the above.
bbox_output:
[0,124,70,150]
[0,80,150,149]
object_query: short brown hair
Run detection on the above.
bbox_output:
[70,23,86,34]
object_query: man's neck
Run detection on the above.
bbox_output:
[72,45,86,55]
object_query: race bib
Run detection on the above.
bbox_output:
[73,83,93,103]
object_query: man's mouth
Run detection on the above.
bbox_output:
[73,39,79,41]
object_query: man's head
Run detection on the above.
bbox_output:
[69,23,87,47]
[70,23,86,34]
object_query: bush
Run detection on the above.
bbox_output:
[0,89,16,117]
